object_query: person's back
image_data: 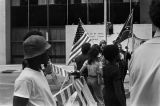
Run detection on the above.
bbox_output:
[75,54,88,71]
[75,43,91,79]
[103,63,125,106]
[86,60,100,77]
[102,45,126,106]
[129,1,160,105]
[118,59,128,82]
[129,36,160,106]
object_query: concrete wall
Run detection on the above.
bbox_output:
[0,0,153,65]
[0,0,10,64]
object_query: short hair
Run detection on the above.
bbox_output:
[149,0,160,29]
[81,43,91,54]
[87,47,99,64]
[92,44,101,53]
[102,44,119,62]
[23,31,44,41]
[99,40,106,47]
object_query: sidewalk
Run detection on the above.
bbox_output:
[0,64,22,73]
[0,64,73,106]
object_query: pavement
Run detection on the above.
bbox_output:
[0,64,130,106]
[0,64,75,106]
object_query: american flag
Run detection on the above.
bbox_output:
[67,19,91,65]
[114,9,134,44]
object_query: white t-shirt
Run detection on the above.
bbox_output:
[14,67,56,106]
[129,30,160,106]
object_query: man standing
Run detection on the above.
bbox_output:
[74,43,91,79]
[102,45,126,106]
[129,0,160,105]
[13,32,56,106]
[99,40,107,53]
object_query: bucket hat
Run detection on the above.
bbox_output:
[23,35,51,59]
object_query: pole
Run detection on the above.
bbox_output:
[131,9,134,52]
[87,0,89,24]
[108,0,110,22]
[28,0,30,31]
[67,0,68,25]
[104,0,108,44]
[130,0,132,13]
[46,0,49,41]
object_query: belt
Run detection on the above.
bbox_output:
[88,75,97,78]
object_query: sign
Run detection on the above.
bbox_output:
[66,24,152,64]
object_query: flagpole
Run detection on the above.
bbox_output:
[104,0,108,44]
[108,0,110,22]
[28,0,30,31]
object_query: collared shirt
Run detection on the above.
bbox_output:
[129,30,160,106]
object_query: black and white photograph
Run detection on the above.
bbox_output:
[0,0,157,106]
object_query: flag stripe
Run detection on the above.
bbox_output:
[68,19,91,64]
[71,33,86,51]
[74,79,84,92]
[67,86,71,97]
[68,49,81,65]
[70,36,91,57]
[115,9,133,44]
[60,91,66,104]
[71,50,82,61]
[70,36,91,58]
[81,91,88,105]
[56,94,63,105]
[71,32,89,51]
[64,89,69,100]
[71,36,91,54]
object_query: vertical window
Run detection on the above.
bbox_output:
[20,0,38,6]
[55,0,67,4]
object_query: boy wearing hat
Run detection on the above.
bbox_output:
[13,32,56,106]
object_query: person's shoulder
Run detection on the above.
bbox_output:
[75,54,83,61]
[16,68,34,81]
[103,64,119,76]
[83,54,89,59]
[110,65,121,78]
[103,63,117,70]
[133,41,149,56]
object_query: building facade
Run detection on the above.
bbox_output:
[0,0,151,64]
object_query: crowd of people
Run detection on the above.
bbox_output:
[12,0,160,106]
[73,40,130,106]
[73,0,160,106]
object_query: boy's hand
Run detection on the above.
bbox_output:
[43,63,52,75]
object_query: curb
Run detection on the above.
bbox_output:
[1,70,21,74]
